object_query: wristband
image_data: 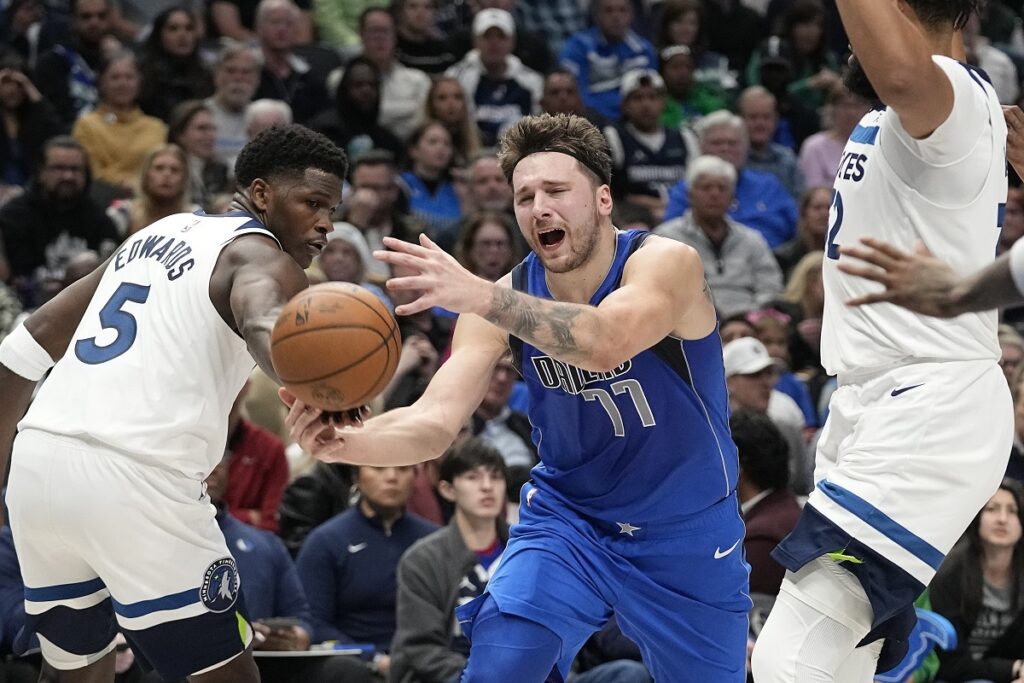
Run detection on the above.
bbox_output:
[0,323,54,381]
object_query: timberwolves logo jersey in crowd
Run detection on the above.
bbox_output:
[509,229,737,522]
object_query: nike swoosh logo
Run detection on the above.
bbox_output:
[890,383,925,397]
[714,539,741,559]
[347,543,368,554]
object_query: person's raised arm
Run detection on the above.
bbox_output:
[0,258,109,488]
[377,233,714,373]
[838,0,954,138]
[217,236,309,383]
[838,238,1022,316]
[285,311,508,466]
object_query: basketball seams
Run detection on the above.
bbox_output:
[275,327,389,383]
[271,283,403,410]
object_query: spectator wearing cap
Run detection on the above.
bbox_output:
[558,0,656,121]
[603,69,691,223]
[445,9,543,148]
[664,110,799,249]
[319,221,393,310]
[746,0,841,112]
[738,86,804,200]
[450,0,553,75]
[653,155,783,317]
[657,45,727,129]
[748,36,821,151]
[723,337,811,495]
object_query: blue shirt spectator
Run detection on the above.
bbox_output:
[218,511,313,635]
[665,168,798,249]
[558,0,656,121]
[296,465,437,650]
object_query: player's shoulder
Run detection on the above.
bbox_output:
[627,232,701,271]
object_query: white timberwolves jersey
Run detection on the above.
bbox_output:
[21,212,280,479]
[821,56,1006,375]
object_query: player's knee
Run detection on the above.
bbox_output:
[461,606,562,682]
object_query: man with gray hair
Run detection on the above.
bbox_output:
[206,41,264,169]
[244,98,293,139]
[664,110,798,248]
[654,154,783,316]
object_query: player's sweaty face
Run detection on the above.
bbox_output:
[268,169,342,268]
[512,152,602,274]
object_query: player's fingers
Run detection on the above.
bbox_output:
[381,236,432,257]
[373,250,425,269]
[837,245,896,271]
[394,298,433,317]
[836,262,890,284]
[386,275,430,291]
[278,387,297,407]
[845,292,894,306]
[857,237,908,262]
[1004,105,1024,128]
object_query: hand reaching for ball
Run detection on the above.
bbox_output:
[279,388,369,462]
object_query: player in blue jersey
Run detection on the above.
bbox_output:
[284,113,750,681]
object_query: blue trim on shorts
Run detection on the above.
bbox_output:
[817,481,944,570]
[112,587,199,618]
[24,577,106,602]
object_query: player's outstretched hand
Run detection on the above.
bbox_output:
[279,388,367,463]
[374,234,490,317]
[837,238,961,317]
[1005,106,1024,178]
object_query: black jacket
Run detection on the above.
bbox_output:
[277,462,355,557]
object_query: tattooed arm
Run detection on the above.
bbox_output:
[481,236,716,371]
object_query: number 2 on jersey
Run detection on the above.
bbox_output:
[75,282,151,364]
[582,379,656,437]
[826,189,844,260]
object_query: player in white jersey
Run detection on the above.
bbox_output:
[751,0,1014,680]
[0,125,348,683]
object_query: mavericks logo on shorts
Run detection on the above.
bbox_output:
[200,558,240,613]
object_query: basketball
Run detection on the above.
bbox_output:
[271,282,402,411]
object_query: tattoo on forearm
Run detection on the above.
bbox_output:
[486,287,584,357]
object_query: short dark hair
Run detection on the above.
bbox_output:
[438,437,508,484]
[351,148,396,177]
[499,114,612,187]
[37,135,88,176]
[730,410,790,491]
[234,124,349,188]
[359,5,392,31]
[906,0,979,29]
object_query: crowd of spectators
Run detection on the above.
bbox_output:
[4,0,1024,680]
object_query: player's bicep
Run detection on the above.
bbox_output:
[416,314,507,431]
[596,239,711,351]
[890,58,988,160]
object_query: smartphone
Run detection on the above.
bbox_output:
[259,617,301,632]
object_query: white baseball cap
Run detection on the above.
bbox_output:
[723,337,775,377]
[620,68,665,99]
[473,8,515,37]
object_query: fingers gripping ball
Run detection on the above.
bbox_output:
[271,283,402,411]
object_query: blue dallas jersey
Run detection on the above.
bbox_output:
[510,229,737,522]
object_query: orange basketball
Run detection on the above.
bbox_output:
[271,282,401,411]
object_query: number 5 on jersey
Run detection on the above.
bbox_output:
[75,282,151,365]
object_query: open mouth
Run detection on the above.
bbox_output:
[307,241,326,256]
[538,228,565,249]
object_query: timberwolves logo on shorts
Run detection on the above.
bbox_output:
[200,558,240,613]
